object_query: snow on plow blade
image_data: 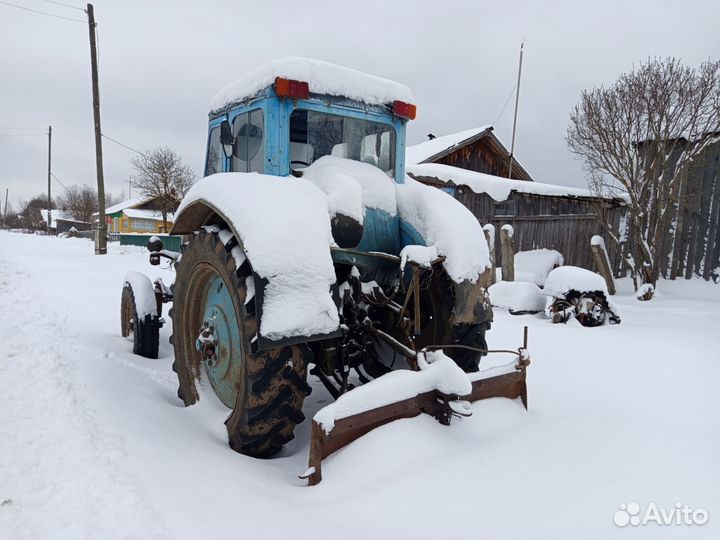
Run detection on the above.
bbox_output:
[300,328,530,486]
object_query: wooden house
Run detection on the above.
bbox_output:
[101,195,176,234]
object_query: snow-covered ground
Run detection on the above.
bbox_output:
[1,230,718,539]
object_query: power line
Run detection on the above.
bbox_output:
[101,133,143,154]
[0,0,85,22]
[51,172,69,191]
[493,82,518,127]
[0,126,48,131]
[37,0,84,11]
[0,133,48,137]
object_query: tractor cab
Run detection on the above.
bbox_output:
[203,59,418,259]
[204,65,416,185]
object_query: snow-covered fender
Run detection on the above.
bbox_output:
[170,173,342,350]
[397,177,494,326]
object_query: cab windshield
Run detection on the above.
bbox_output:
[289,109,396,175]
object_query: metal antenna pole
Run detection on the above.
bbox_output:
[47,125,52,235]
[508,42,524,179]
[87,3,107,254]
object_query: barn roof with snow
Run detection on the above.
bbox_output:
[405,125,533,181]
[408,163,598,201]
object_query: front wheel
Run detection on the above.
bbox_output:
[170,228,312,458]
[121,274,160,359]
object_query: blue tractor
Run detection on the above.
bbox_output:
[122,58,528,483]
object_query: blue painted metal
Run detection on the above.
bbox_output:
[206,83,427,263]
[198,274,243,408]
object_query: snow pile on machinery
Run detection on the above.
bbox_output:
[397,177,491,283]
[176,172,339,340]
[544,266,621,326]
[210,56,414,113]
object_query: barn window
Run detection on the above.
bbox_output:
[494,200,516,216]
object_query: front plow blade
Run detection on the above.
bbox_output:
[301,367,528,486]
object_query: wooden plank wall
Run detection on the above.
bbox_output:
[665,141,720,280]
[413,177,628,276]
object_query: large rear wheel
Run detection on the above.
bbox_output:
[170,228,312,457]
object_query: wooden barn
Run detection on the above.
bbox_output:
[406,127,627,273]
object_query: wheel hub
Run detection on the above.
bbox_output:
[197,275,243,407]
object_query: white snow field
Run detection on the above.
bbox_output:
[1,230,719,539]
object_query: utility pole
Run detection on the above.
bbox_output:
[508,42,524,180]
[86,3,107,254]
[128,175,132,198]
[47,125,52,235]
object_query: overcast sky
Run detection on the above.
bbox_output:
[1,0,718,209]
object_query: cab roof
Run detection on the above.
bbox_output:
[209,57,414,114]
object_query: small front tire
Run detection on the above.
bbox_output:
[121,276,160,359]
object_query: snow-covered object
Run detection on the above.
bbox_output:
[314,351,472,433]
[488,281,546,313]
[501,224,514,238]
[39,209,74,229]
[210,57,414,113]
[399,245,439,271]
[396,177,490,283]
[406,126,492,165]
[514,249,564,286]
[176,173,340,340]
[123,271,157,318]
[590,235,605,248]
[482,223,495,249]
[408,163,597,201]
[636,283,654,300]
[301,156,397,223]
[543,266,609,298]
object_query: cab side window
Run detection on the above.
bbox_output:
[232,109,265,173]
[205,127,224,176]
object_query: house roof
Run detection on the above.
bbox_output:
[104,196,151,215]
[39,209,81,228]
[406,126,493,165]
[123,208,174,221]
[408,163,626,202]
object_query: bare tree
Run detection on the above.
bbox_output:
[105,191,125,209]
[58,185,99,223]
[131,147,196,228]
[567,57,720,298]
[20,193,56,230]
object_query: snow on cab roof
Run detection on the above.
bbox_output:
[407,163,603,201]
[209,57,414,113]
[406,125,492,165]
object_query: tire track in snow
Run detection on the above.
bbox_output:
[0,257,166,538]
